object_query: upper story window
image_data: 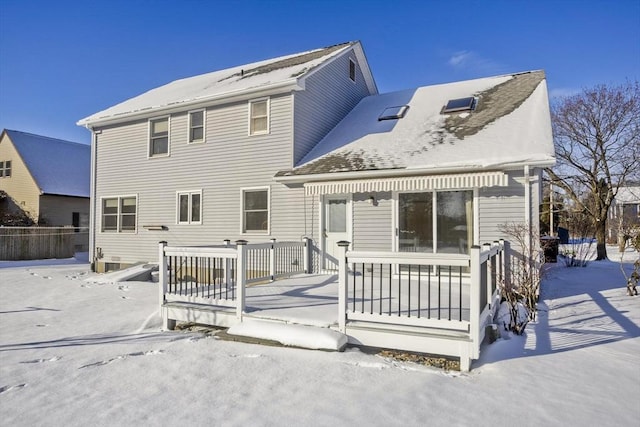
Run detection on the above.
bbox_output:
[0,160,11,177]
[249,98,269,135]
[242,187,269,234]
[102,196,137,233]
[188,110,205,143]
[349,59,356,82]
[149,117,169,156]
[177,190,202,224]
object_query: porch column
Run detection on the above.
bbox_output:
[337,240,350,333]
[158,241,167,314]
[469,245,482,363]
[236,240,248,321]
[303,237,310,274]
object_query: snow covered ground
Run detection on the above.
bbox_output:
[1,248,638,426]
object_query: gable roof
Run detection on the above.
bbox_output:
[616,186,640,204]
[277,71,555,180]
[78,41,377,127]
[3,130,90,198]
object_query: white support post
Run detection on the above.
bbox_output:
[483,242,492,308]
[235,240,248,321]
[498,239,505,286]
[224,239,231,285]
[337,241,350,333]
[158,241,168,314]
[469,245,482,361]
[503,240,511,288]
[270,238,276,281]
[303,237,310,274]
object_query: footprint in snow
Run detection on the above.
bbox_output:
[80,284,91,288]
[79,350,163,369]
[0,384,27,394]
[230,354,262,359]
[30,272,38,276]
[118,285,129,291]
[35,324,49,327]
[120,296,130,300]
[21,356,62,364]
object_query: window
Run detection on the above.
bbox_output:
[349,59,356,82]
[177,191,202,224]
[443,97,477,113]
[101,196,137,232]
[249,98,269,135]
[0,160,11,177]
[149,117,169,156]
[188,110,205,143]
[242,188,269,233]
[398,191,473,254]
[379,105,409,121]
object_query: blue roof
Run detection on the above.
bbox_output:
[5,130,90,198]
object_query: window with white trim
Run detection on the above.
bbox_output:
[349,59,356,82]
[177,191,202,224]
[149,117,169,156]
[398,190,473,254]
[0,160,11,177]
[249,98,269,135]
[188,110,205,143]
[242,188,269,233]
[101,196,137,232]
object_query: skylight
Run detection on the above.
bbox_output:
[378,105,409,121]
[443,97,476,113]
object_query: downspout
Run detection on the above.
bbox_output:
[87,126,98,271]
[524,165,532,259]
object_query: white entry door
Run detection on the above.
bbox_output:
[323,196,350,270]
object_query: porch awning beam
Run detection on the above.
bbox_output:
[303,171,508,196]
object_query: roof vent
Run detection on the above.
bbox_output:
[378,105,409,121]
[443,97,477,113]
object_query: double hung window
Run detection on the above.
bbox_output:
[102,196,137,232]
[249,99,269,135]
[149,117,169,156]
[242,188,269,233]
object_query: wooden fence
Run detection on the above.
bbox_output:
[0,227,88,260]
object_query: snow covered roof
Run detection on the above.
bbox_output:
[78,41,375,127]
[4,130,90,198]
[278,71,555,179]
[616,186,640,204]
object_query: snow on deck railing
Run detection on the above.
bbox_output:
[158,239,311,325]
[336,240,508,371]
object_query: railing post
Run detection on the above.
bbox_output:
[483,242,492,308]
[337,240,350,333]
[270,238,276,281]
[303,237,310,274]
[224,239,231,285]
[469,245,482,363]
[235,240,248,321]
[502,240,511,288]
[158,241,168,314]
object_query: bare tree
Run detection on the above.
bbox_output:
[547,82,640,260]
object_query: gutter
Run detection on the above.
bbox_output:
[77,80,302,128]
[274,159,555,184]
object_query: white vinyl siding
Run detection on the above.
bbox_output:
[293,52,373,164]
[101,195,137,233]
[177,190,202,224]
[149,117,170,156]
[188,110,205,143]
[249,98,269,135]
[92,93,299,265]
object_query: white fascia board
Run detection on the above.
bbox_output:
[274,160,555,184]
[77,80,302,128]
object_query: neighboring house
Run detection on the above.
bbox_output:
[77,41,554,273]
[0,130,91,250]
[608,185,640,242]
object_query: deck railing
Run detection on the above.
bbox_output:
[336,240,508,369]
[158,239,310,322]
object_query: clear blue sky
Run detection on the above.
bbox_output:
[1,0,638,144]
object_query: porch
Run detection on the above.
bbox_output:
[158,239,508,371]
